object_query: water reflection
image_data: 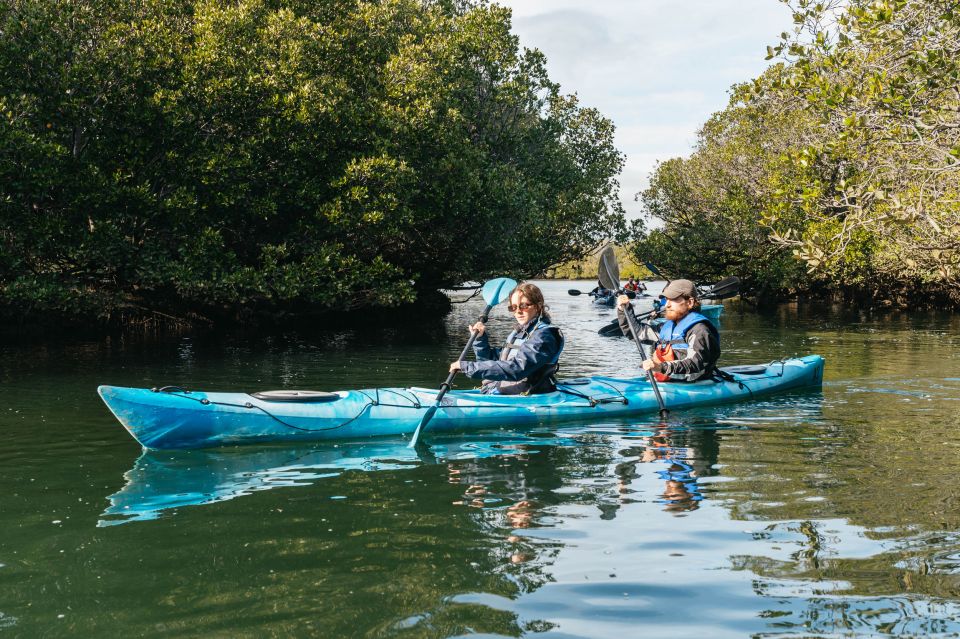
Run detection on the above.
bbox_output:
[99,433,578,526]
[619,426,713,514]
[8,285,960,636]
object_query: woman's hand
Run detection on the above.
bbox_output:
[617,295,631,307]
[449,361,462,373]
[468,321,486,336]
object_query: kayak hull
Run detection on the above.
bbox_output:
[98,355,824,450]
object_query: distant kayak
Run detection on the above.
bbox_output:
[591,291,651,307]
[592,292,617,306]
[98,355,824,450]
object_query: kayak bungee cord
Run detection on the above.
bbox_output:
[358,387,423,408]
[556,379,630,407]
[151,380,633,435]
[150,387,420,433]
[139,359,792,438]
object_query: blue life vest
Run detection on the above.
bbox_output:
[656,312,719,382]
[657,311,711,350]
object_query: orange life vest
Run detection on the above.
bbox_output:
[653,344,676,382]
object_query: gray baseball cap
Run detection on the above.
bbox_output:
[661,279,697,299]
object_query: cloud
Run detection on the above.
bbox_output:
[498,0,792,219]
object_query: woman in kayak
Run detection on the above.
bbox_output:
[449,282,564,395]
[617,278,720,382]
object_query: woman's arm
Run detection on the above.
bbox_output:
[460,328,560,381]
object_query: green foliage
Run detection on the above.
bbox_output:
[633,0,960,305]
[548,244,649,280]
[0,0,625,326]
[760,0,960,302]
[630,75,810,298]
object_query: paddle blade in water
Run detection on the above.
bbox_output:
[481,278,518,306]
[408,404,440,448]
[598,319,624,338]
[568,289,583,296]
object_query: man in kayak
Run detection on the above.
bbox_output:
[589,280,613,297]
[617,279,720,382]
[449,282,564,395]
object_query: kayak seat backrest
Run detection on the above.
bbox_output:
[249,390,340,402]
[718,365,767,376]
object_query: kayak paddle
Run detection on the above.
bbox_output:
[598,307,658,337]
[644,261,665,279]
[408,276,517,448]
[598,245,619,292]
[620,303,669,418]
[699,276,741,300]
[570,288,635,299]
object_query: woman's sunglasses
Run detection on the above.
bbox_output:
[508,302,536,312]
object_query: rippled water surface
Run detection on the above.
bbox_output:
[3,280,960,637]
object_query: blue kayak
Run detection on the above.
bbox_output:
[654,303,723,327]
[598,303,724,337]
[592,292,617,306]
[98,355,824,450]
[592,291,654,307]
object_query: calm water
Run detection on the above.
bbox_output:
[3,280,960,637]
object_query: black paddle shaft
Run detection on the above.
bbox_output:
[432,303,493,402]
[622,304,669,417]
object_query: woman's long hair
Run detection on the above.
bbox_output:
[511,282,551,323]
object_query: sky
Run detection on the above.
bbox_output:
[496,0,793,220]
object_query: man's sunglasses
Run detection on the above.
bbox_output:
[508,303,536,312]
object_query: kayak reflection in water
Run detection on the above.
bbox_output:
[449,282,564,395]
[617,278,721,382]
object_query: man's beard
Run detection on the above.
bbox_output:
[665,307,688,323]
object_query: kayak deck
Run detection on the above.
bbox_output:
[98,355,824,450]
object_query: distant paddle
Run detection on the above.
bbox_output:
[569,288,635,299]
[699,276,741,300]
[644,261,665,279]
[409,277,517,448]
[598,307,658,337]
[598,245,619,292]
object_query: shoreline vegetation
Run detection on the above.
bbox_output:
[0,0,626,336]
[2,0,958,338]
[631,0,960,308]
[544,245,649,281]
